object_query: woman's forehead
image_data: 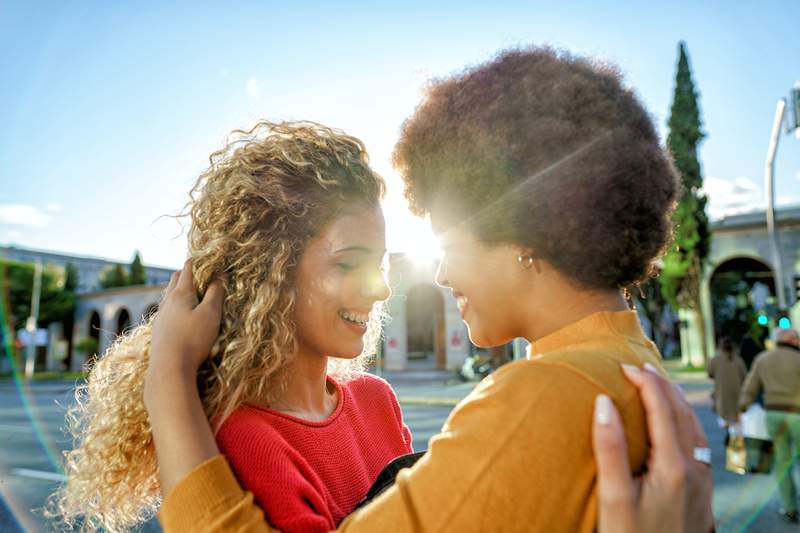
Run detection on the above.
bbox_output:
[316,207,386,253]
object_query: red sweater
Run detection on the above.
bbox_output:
[216,373,413,533]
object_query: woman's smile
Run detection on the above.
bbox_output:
[338,309,370,332]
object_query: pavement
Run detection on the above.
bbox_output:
[1,363,799,532]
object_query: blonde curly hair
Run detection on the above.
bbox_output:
[49,121,387,531]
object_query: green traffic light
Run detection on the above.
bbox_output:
[757,314,769,326]
[778,317,792,329]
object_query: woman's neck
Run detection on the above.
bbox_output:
[270,350,337,422]
[519,273,629,343]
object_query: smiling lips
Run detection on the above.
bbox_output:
[339,309,369,330]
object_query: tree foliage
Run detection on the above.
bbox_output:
[1,259,76,332]
[659,41,711,310]
[129,251,146,286]
[100,264,129,289]
[64,263,79,292]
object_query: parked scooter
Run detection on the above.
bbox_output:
[458,353,492,382]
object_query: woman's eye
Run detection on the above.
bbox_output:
[337,262,358,272]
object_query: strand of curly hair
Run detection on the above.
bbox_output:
[49,121,386,532]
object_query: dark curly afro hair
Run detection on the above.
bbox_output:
[393,46,679,291]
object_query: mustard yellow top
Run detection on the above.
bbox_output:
[159,311,663,533]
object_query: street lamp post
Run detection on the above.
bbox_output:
[764,86,800,313]
[765,98,787,309]
[25,260,42,379]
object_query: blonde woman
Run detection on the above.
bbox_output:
[52,122,414,532]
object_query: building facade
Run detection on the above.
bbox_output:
[680,206,800,366]
[1,245,173,293]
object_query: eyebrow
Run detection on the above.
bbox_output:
[333,246,385,254]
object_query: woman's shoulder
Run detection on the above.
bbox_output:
[341,371,396,397]
[485,353,646,421]
[339,372,402,414]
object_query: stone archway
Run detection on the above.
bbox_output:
[88,311,101,342]
[406,283,446,369]
[115,308,131,336]
[83,310,102,371]
[708,256,773,362]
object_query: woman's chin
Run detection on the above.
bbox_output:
[465,326,492,348]
[329,344,364,360]
[466,324,510,348]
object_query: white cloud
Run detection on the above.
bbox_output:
[245,77,260,98]
[702,176,763,219]
[45,202,63,212]
[6,229,21,239]
[0,204,52,227]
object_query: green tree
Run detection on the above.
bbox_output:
[129,251,146,286]
[64,262,79,292]
[659,41,712,362]
[0,259,76,331]
[100,263,129,289]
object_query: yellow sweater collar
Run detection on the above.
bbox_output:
[530,310,645,355]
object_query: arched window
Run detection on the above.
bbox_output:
[116,308,131,336]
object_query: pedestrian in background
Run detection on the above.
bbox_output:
[740,328,800,524]
[708,337,747,435]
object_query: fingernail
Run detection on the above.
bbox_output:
[644,362,659,374]
[621,364,640,375]
[595,394,612,426]
[673,383,685,397]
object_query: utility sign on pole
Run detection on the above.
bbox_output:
[790,87,800,135]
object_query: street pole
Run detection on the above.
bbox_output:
[25,260,42,379]
[765,98,787,310]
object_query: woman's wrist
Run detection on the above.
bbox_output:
[144,358,198,411]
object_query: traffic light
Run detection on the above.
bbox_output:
[777,311,792,330]
[757,313,769,326]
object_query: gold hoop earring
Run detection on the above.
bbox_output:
[517,255,534,270]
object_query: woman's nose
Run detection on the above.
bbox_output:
[362,270,392,302]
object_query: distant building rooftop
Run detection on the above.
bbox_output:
[711,205,800,231]
[0,244,175,293]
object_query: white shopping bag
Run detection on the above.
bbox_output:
[741,404,770,440]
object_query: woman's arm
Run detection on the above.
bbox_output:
[144,260,224,496]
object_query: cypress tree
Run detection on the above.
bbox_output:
[660,41,711,361]
[129,251,146,286]
[100,264,129,289]
[64,263,79,292]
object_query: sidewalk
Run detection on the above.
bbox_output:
[379,365,477,406]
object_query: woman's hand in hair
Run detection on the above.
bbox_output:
[592,365,714,533]
[148,258,225,379]
[145,258,226,496]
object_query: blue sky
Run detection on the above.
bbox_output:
[1,1,799,268]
